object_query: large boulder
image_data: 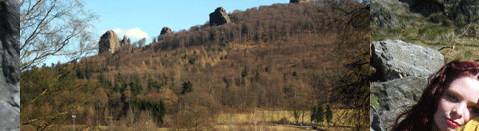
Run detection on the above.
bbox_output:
[209,7,231,26]
[370,76,429,131]
[0,0,20,130]
[370,40,445,131]
[98,30,121,54]
[160,27,172,35]
[371,39,444,81]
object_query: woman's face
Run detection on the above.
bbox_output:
[433,76,479,131]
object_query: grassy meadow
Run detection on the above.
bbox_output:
[22,109,365,131]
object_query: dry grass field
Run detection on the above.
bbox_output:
[22,109,365,131]
[216,109,364,129]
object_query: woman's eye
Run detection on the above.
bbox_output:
[445,93,459,102]
[468,106,479,114]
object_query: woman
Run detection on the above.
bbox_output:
[392,60,479,131]
[460,116,479,131]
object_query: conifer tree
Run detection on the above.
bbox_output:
[326,105,333,125]
[182,81,193,94]
[317,105,325,124]
[311,106,317,123]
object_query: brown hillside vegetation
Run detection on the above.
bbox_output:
[21,0,369,130]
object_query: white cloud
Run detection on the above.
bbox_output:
[111,28,148,39]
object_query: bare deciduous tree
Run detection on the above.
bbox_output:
[20,0,99,130]
[20,0,98,71]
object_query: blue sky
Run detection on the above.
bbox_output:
[43,0,288,65]
[85,0,289,44]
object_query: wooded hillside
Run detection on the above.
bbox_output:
[21,1,369,130]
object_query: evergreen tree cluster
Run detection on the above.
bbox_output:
[311,105,325,124]
[134,99,167,124]
[311,104,333,125]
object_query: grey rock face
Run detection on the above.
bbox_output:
[371,39,444,81]
[370,40,445,131]
[370,76,429,131]
[160,27,172,35]
[371,2,401,28]
[0,0,20,130]
[209,7,231,26]
[437,0,479,24]
[98,30,121,54]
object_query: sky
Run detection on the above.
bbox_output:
[42,0,289,65]
[85,0,289,44]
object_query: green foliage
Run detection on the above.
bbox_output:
[121,81,128,92]
[148,77,166,89]
[134,99,167,125]
[76,67,87,79]
[318,105,325,123]
[129,77,143,97]
[253,72,261,83]
[98,73,112,89]
[241,67,248,78]
[418,24,451,40]
[181,81,193,94]
[188,58,196,64]
[370,96,379,106]
[112,82,120,92]
[326,105,333,125]
[428,13,452,27]
[311,107,316,122]
[311,105,325,124]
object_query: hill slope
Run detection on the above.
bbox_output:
[21,1,369,130]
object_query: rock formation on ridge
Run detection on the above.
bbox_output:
[290,0,312,3]
[120,35,131,46]
[98,30,121,54]
[209,7,231,26]
[0,0,20,130]
[160,27,172,35]
[98,31,134,54]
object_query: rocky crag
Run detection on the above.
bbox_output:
[209,7,231,26]
[98,30,132,54]
[160,27,172,35]
[437,0,479,24]
[120,35,131,46]
[370,39,444,131]
[0,0,20,130]
[371,0,479,27]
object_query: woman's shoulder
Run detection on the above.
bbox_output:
[460,117,479,131]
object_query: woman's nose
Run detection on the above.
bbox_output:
[452,103,467,118]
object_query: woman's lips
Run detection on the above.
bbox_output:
[446,118,460,128]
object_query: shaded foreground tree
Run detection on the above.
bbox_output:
[314,0,370,130]
[20,0,98,130]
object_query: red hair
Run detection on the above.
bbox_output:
[392,60,479,131]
